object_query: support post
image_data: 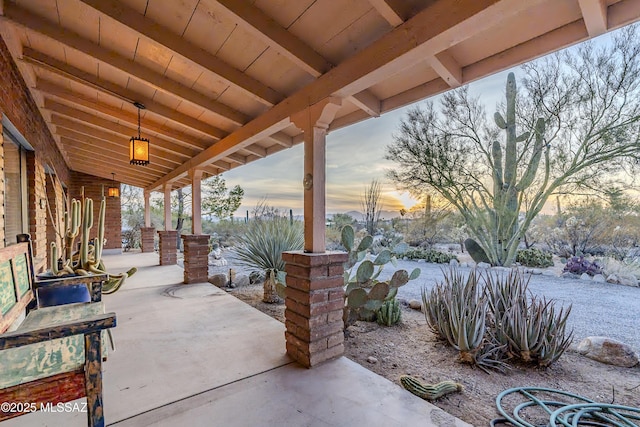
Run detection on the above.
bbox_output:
[291,97,342,253]
[163,184,172,231]
[190,169,203,235]
[282,251,348,367]
[144,190,151,228]
[181,234,210,283]
[157,230,178,265]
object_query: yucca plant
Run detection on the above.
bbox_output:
[422,268,487,364]
[233,216,304,303]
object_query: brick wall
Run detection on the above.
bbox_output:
[0,34,70,269]
[68,171,122,250]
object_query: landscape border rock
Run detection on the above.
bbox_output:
[576,336,639,368]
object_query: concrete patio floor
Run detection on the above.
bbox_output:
[6,251,470,427]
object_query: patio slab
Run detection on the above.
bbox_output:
[4,251,470,427]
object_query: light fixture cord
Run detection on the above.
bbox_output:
[137,106,141,138]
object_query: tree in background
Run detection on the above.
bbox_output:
[202,176,244,220]
[386,26,640,266]
[361,179,383,235]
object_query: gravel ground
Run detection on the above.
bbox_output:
[373,260,640,352]
[203,249,639,352]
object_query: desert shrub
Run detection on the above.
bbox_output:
[515,248,553,268]
[404,248,457,264]
[422,268,573,371]
[563,256,603,276]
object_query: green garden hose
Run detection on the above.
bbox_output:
[492,387,640,427]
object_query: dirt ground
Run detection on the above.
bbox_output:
[228,282,640,426]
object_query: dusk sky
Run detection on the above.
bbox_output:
[215,31,616,217]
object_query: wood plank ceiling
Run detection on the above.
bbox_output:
[0,0,638,191]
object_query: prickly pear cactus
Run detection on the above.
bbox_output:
[464,238,491,265]
[341,225,420,325]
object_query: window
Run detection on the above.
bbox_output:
[3,121,30,247]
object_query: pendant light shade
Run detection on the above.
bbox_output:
[108,173,120,198]
[130,102,150,166]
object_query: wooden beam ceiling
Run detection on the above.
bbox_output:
[579,0,609,36]
[77,0,282,107]
[3,1,249,125]
[367,0,404,27]
[147,0,538,190]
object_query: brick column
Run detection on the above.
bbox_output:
[282,251,348,368]
[157,230,178,265]
[140,227,155,253]
[181,234,210,284]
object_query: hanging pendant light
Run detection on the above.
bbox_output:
[130,102,150,166]
[107,173,120,198]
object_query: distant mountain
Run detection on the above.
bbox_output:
[333,210,402,222]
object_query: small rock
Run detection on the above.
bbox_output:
[606,274,620,284]
[477,262,491,269]
[577,336,639,368]
[417,259,425,263]
[366,356,378,364]
[459,262,468,268]
[233,274,250,287]
[408,299,422,310]
[541,270,557,277]
[531,268,543,275]
[208,273,228,288]
[210,258,228,267]
[449,259,459,268]
[592,274,606,283]
[580,273,591,281]
[618,275,639,287]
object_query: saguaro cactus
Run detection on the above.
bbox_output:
[468,73,546,266]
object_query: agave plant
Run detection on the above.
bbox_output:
[487,270,573,365]
[233,216,304,303]
[422,268,487,364]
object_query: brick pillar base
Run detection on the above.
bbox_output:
[157,230,178,265]
[182,234,210,284]
[282,251,348,368]
[140,227,155,253]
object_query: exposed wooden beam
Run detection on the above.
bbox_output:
[67,152,162,180]
[35,79,219,149]
[215,0,381,117]
[44,101,198,159]
[148,0,534,191]
[243,144,268,158]
[23,49,228,140]
[579,0,608,36]
[216,0,332,77]
[268,132,293,147]
[223,153,247,165]
[71,163,151,188]
[55,128,179,169]
[430,51,463,87]
[368,0,404,26]
[349,91,381,117]
[78,0,282,107]
[2,2,249,125]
